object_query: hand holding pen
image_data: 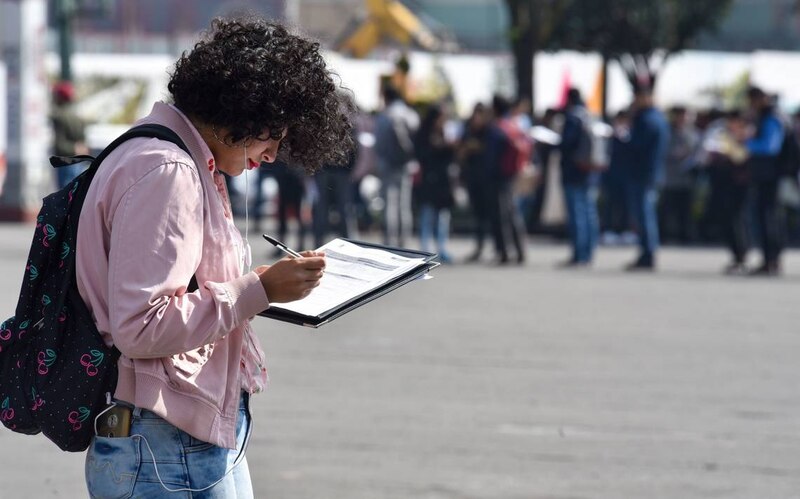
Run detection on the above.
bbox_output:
[256,234,326,303]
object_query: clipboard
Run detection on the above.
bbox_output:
[257,239,440,328]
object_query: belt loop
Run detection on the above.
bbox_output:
[132,407,143,417]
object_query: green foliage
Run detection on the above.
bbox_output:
[548,0,733,57]
[545,0,733,86]
[502,0,732,104]
[699,70,751,110]
[112,81,146,125]
[723,71,752,110]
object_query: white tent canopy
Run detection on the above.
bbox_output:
[46,49,800,122]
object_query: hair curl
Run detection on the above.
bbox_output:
[168,16,354,172]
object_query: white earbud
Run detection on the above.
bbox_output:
[243,143,252,272]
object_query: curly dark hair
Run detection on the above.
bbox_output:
[168,16,354,171]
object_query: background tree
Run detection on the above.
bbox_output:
[504,0,734,116]
[504,0,570,115]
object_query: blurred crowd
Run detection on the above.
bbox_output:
[554,84,800,276]
[49,79,800,276]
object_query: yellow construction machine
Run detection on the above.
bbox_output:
[335,0,457,58]
[335,0,458,104]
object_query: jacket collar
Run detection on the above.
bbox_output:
[137,101,219,176]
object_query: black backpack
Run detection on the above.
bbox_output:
[0,124,188,452]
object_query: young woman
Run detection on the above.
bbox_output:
[79,16,353,497]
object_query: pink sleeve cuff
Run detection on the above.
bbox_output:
[205,272,269,324]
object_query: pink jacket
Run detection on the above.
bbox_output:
[76,102,270,449]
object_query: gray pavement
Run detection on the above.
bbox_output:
[1,222,799,498]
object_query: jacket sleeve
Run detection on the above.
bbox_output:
[746,116,783,157]
[107,160,268,359]
[393,115,415,157]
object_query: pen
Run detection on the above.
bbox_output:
[262,234,303,258]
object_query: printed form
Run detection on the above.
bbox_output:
[270,238,427,317]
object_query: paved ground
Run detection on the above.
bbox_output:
[1,222,799,499]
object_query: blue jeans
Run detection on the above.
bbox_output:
[85,393,253,498]
[56,161,89,189]
[563,184,599,263]
[380,166,413,247]
[628,183,660,262]
[312,169,357,247]
[419,203,451,260]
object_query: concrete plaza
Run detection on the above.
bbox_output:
[0,222,798,498]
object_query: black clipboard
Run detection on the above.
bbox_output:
[257,239,439,328]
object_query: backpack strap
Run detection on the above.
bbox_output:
[49,124,189,170]
[91,124,190,169]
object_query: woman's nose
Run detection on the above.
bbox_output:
[262,140,281,163]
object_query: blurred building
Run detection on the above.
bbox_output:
[697,0,800,51]
[52,0,505,55]
[50,0,800,56]
[48,0,286,54]
[285,0,800,54]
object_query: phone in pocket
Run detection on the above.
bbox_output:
[94,403,132,438]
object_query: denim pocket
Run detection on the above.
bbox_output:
[183,435,216,454]
[85,436,140,499]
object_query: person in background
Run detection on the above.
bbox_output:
[414,104,456,262]
[271,162,310,255]
[312,112,360,248]
[486,95,528,265]
[349,110,381,232]
[600,110,634,244]
[374,84,419,247]
[529,108,559,232]
[744,86,785,275]
[558,88,600,267]
[459,103,491,262]
[659,106,699,244]
[703,111,751,274]
[50,80,89,189]
[693,108,727,242]
[512,97,533,134]
[625,85,670,271]
[509,97,538,229]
